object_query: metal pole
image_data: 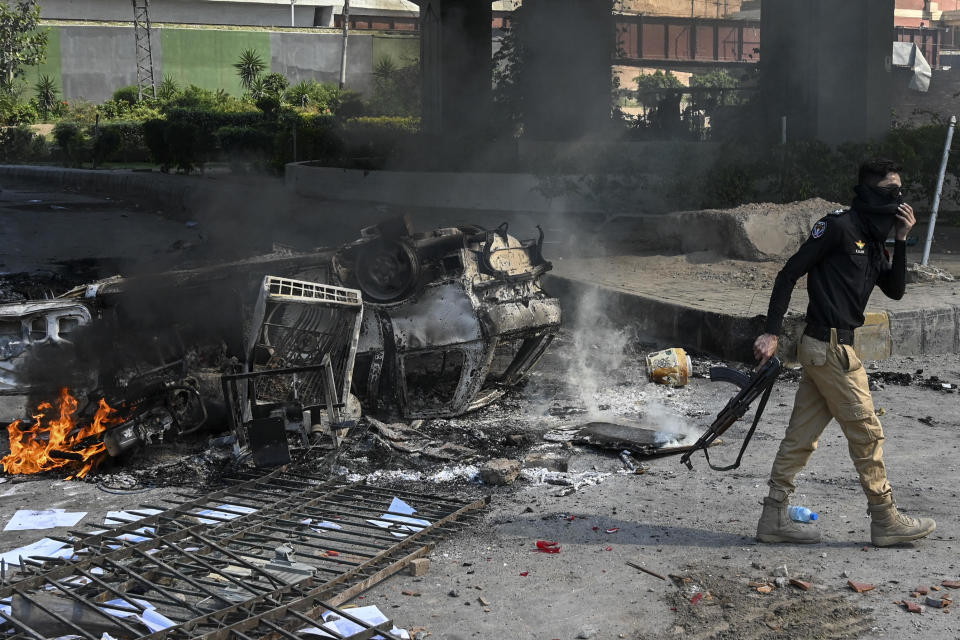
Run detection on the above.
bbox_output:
[780,115,787,145]
[339,0,350,89]
[290,0,295,27]
[921,114,956,265]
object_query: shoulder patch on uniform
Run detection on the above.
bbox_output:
[811,220,827,239]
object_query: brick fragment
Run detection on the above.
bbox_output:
[848,580,875,593]
[757,585,773,594]
[942,580,960,589]
[903,601,925,614]
[916,586,930,595]
[408,558,431,577]
[926,596,948,609]
[790,579,812,591]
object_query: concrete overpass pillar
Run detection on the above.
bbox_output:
[418,0,493,137]
[520,0,614,140]
[761,0,894,144]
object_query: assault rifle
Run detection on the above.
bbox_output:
[680,356,782,472]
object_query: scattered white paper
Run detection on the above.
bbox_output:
[101,509,163,545]
[104,508,162,524]
[195,504,257,524]
[4,509,87,531]
[100,597,176,633]
[0,538,73,567]
[367,498,430,538]
[300,517,343,532]
[298,605,409,639]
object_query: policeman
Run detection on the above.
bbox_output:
[753,158,935,546]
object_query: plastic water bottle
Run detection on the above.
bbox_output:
[788,506,819,523]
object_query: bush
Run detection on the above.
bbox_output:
[142,118,174,171]
[98,99,130,120]
[166,120,202,174]
[61,99,98,125]
[89,121,148,164]
[3,101,38,125]
[164,107,264,130]
[336,90,365,119]
[286,80,341,113]
[215,124,274,172]
[112,85,140,106]
[91,125,122,165]
[52,121,88,166]
[0,125,49,162]
[339,116,419,168]
[272,113,341,169]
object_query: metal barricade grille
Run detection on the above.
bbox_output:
[252,277,363,408]
[0,469,486,639]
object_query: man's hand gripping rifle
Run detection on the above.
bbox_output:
[680,356,782,472]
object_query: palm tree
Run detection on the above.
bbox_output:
[157,74,180,101]
[234,49,266,91]
[34,74,58,120]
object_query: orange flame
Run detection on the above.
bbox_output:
[1,389,121,480]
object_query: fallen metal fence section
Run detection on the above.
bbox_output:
[0,469,487,639]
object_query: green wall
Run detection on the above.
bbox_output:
[372,34,419,66]
[21,27,62,94]
[160,29,271,95]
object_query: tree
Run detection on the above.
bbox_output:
[33,73,56,119]
[0,1,48,86]
[634,70,682,114]
[689,69,739,113]
[367,55,419,117]
[233,49,265,91]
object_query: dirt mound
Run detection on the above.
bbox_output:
[601,198,843,261]
[641,570,874,640]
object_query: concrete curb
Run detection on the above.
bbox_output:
[544,273,960,362]
[0,165,284,221]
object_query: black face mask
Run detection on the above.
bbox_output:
[852,184,902,241]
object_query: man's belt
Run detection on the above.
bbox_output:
[804,325,855,345]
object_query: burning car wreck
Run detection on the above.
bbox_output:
[0,219,561,477]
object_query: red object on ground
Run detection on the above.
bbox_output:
[691,593,704,605]
[606,528,620,534]
[605,546,613,551]
[520,572,529,577]
[326,550,339,557]
[848,580,875,593]
[536,540,561,553]
[592,526,599,531]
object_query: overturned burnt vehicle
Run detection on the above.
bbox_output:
[325,218,560,419]
[0,219,560,475]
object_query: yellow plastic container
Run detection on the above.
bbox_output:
[645,347,692,387]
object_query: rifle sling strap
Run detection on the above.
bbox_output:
[702,380,774,472]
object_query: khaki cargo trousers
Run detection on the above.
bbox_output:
[768,329,893,504]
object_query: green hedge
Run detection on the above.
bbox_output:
[339,116,420,168]
[91,121,150,164]
[0,126,50,162]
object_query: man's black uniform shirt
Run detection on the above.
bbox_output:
[764,208,907,336]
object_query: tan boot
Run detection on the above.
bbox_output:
[756,489,820,544]
[868,498,936,547]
